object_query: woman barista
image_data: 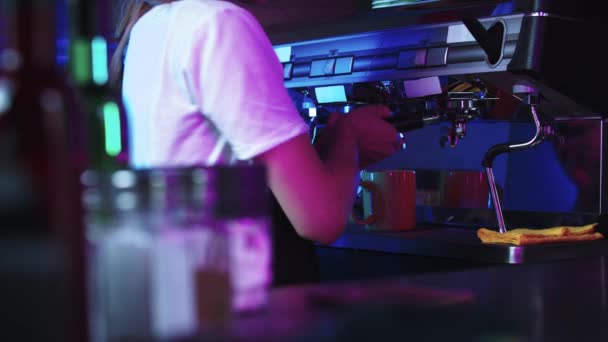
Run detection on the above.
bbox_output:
[111,0,399,286]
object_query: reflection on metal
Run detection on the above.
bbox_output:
[601,256,607,310]
[485,166,505,233]
[508,245,523,263]
[509,104,543,150]
[0,78,12,115]
[528,11,550,17]
[601,123,604,214]
[371,0,440,10]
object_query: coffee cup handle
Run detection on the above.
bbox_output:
[351,181,377,225]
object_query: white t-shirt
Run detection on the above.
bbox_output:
[123,0,308,168]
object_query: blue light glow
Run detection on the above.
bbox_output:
[315,85,347,104]
[308,107,317,118]
[92,36,109,85]
[273,46,292,63]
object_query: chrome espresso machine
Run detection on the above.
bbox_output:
[270,0,607,261]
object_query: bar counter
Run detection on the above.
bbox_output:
[311,224,608,284]
[181,253,608,341]
[329,224,608,264]
[4,235,608,341]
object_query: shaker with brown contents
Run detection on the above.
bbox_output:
[195,269,232,328]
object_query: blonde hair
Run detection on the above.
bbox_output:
[109,0,176,88]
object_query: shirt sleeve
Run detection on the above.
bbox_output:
[185,6,309,160]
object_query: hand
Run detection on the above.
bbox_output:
[328,105,400,169]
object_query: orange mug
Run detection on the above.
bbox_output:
[352,170,416,231]
[440,170,489,208]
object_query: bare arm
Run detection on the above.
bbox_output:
[255,125,359,245]
[255,105,397,245]
[184,8,396,244]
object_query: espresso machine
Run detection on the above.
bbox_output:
[271,0,608,261]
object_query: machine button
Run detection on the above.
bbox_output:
[283,63,293,80]
[334,56,354,75]
[398,49,428,69]
[398,50,417,69]
[310,58,336,77]
[426,47,448,67]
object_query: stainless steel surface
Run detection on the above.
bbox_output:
[332,224,608,264]
[485,166,505,233]
[361,116,605,228]
[277,13,525,90]
[281,0,607,236]
[602,120,605,214]
[277,5,603,117]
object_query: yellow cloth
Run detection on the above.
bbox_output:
[477,223,604,245]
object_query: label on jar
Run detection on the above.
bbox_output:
[227,218,272,313]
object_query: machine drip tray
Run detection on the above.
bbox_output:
[330,224,608,264]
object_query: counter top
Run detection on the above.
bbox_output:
[6,237,606,341]
[184,254,608,341]
[329,224,608,264]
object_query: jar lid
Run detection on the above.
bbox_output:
[80,169,148,212]
[80,165,270,218]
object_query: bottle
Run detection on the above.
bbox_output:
[213,165,272,314]
[149,165,272,334]
[0,1,88,341]
[158,165,272,334]
[85,168,201,341]
[82,169,154,341]
[144,167,201,340]
[185,167,232,332]
[82,165,272,340]
[66,0,129,171]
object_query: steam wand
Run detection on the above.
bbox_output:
[482,84,549,233]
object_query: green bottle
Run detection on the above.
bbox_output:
[67,0,129,171]
[0,1,89,341]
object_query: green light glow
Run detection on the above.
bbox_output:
[91,36,109,85]
[103,102,122,157]
[72,39,91,84]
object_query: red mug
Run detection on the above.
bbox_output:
[352,170,416,231]
[440,170,489,208]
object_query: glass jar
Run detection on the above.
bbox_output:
[84,168,204,341]
[211,165,272,314]
[144,165,273,331]
[146,168,208,339]
[84,165,272,341]
[82,169,154,342]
